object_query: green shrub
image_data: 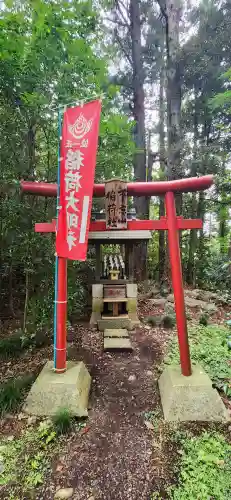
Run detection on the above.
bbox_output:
[0,375,35,416]
[146,316,158,327]
[162,314,176,329]
[0,330,30,359]
[165,325,231,383]
[169,431,231,500]
[0,329,51,360]
[199,313,209,326]
[52,408,73,435]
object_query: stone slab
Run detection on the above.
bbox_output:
[104,337,132,350]
[159,364,229,422]
[126,284,137,298]
[98,318,132,331]
[24,361,91,417]
[104,328,129,338]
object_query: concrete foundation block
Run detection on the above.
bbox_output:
[129,313,140,328]
[126,284,137,298]
[159,364,229,422]
[89,311,101,327]
[92,284,103,298]
[127,298,137,313]
[24,361,91,417]
[92,297,103,313]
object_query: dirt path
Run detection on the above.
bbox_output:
[40,325,172,500]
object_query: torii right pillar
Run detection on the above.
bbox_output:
[165,191,191,377]
[159,191,228,422]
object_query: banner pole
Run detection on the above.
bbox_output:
[53,109,62,371]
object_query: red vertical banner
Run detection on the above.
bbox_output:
[56,100,101,260]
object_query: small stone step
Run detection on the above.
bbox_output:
[104,328,129,338]
[98,318,132,331]
[104,337,132,351]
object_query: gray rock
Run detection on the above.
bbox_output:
[205,303,218,314]
[215,295,229,306]
[184,297,208,309]
[27,415,37,425]
[184,289,200,299]
[128,374,136,382]
[54,488,74,499]
[149,298,166,306]
[166,294,174,303]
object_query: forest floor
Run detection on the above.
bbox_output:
[0,295,230,499]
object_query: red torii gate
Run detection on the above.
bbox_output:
[21,175,213,377]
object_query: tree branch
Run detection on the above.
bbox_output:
[114,31,133,66]
[115,0,130,29]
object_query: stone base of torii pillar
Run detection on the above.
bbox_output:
[23,361,91,417]
[159,364,229,422]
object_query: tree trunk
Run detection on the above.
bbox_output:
[197,190,205,257]
[187,97,199,285]
[27,121,36,178]
[158,64,166,282]
[130,0,148,280]
[165,0,182,214]
[23,269,29,332]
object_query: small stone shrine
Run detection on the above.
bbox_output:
[89,179,151,349]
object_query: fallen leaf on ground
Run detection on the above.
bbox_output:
[56,463,64,472]
[81,426,90,434]
[144,420,154,430]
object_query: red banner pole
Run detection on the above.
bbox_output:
[55,256,67,373]
[165,191,192,376]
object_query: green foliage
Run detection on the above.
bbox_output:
[203,252,231,292]
[162,314,176,329]
[169,432,231,500]
[0,329,51,359]
[52,408,73,435]
[165,325,231,383]
[146,316,158,327]
[0,330,30,359]
[0,420,56,494]
[199,313,209,326]
[0,375,35,416]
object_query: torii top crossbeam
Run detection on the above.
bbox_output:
[21,175,213,197]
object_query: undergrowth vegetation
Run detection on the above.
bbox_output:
[0,420,56,497]
[0,375,36,416]
[169,431,231,500]
[52,408,73,435]
[0,329,52,360]
[165,325,231,385]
